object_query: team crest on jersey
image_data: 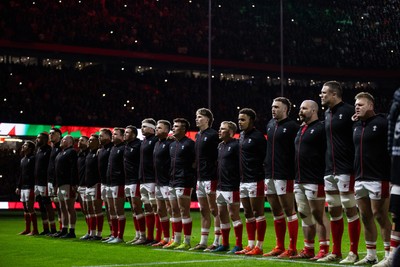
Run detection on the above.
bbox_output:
[63,151,66,155]
[92,154,96,158]
[310,129,315,134]
[162,144,166,148]
[181,145,185,149]
[248,139,252,143]
[228,147,231,151]
[149,141,152,145]
[283,128,287,133]
[204,137,208,141]
[117,150,120,153]
[395,123,400,139]
[373,125,377,131]
[267,127,271,131]
[130,148,133,152]
[339,114,343,119]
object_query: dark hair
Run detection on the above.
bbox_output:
[273,97,292,114]
[99,128,112,138]
[113,127,125,135]
[157,120,171,131]
[25,140,36,151]
[80,136,89,141]
[196,108,214,127]
[126,125,138,136]
[239,108,257,121]
[90,134,99,139]
[51,127,62,135]
[39,132,49,142]
[173,118,190,133]
[323,81,343,98]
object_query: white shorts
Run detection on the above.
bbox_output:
[109,185,125,199]
[265,179,294,195]
[168,187,192,200]
[240,180,265,198]
[101,184,109,200]
[77,186,87,201]
[156,185,170,200]
[125,183,140,198]
[86,183,101,201]
[216,190,240,205]
[324,174,354,192]
[196,180,217,198]
[57,184,76,201]
[20,189,34,202]
[294,183,326,201]
[140,183,156,204]
[391,184,400,195]
[355,180,390,200]
[34,185,48,197]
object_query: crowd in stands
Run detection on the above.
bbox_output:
[0,0,399,69]
[0,63,393,132]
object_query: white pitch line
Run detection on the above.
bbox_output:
[74,249,386,267]
[72,259,242,267]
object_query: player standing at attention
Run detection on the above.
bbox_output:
[211,121,243,253]
[290,100,330,261]
[263,97,299,258]
[164,118,195,250]
[123,126,142,244]
[235,108,267,256]
[152,120,174,247]
[16,141,38,236]
[319,81,361,263]
[352,93,391,265]
[190,108,221,251]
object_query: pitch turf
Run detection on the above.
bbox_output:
[0,210,386,267]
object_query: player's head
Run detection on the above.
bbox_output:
[354,92,375,121]
[320,81,343,108]
[272,97,292,120]
[238,108,256,131]
[196,108,214,129]
[141,118,156,137]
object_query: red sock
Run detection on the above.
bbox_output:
[221,227,230,246]
[133,216,139,232]
[331,218,344,255]
[246,219,256,241]
[86,216,90,234]
[50,221,56,232]
[319,240,330,254]
[234,223,243,247]
[111,218,118,237]
[90,216,96,232]
[348,218,360,254]
[161,219,170,238]
[96,214,104,233]
[182,219,192,236]
[24,213,31,232]
[287,215,298,250]
[305,239,315,255]
[155,214,162,241]
[256,217,266,242]
[43,221,49,231]
[118,217,126,239]
[391,237,400,250]
[145,213,155,240]
[30,213,38,232]
[172,220,182,233]
[137,215,146,233]
[274,216,286,250]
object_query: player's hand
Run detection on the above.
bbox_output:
[351,113,359,121]
[15,188,20,195]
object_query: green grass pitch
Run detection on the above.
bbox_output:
[0,210,386,267]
